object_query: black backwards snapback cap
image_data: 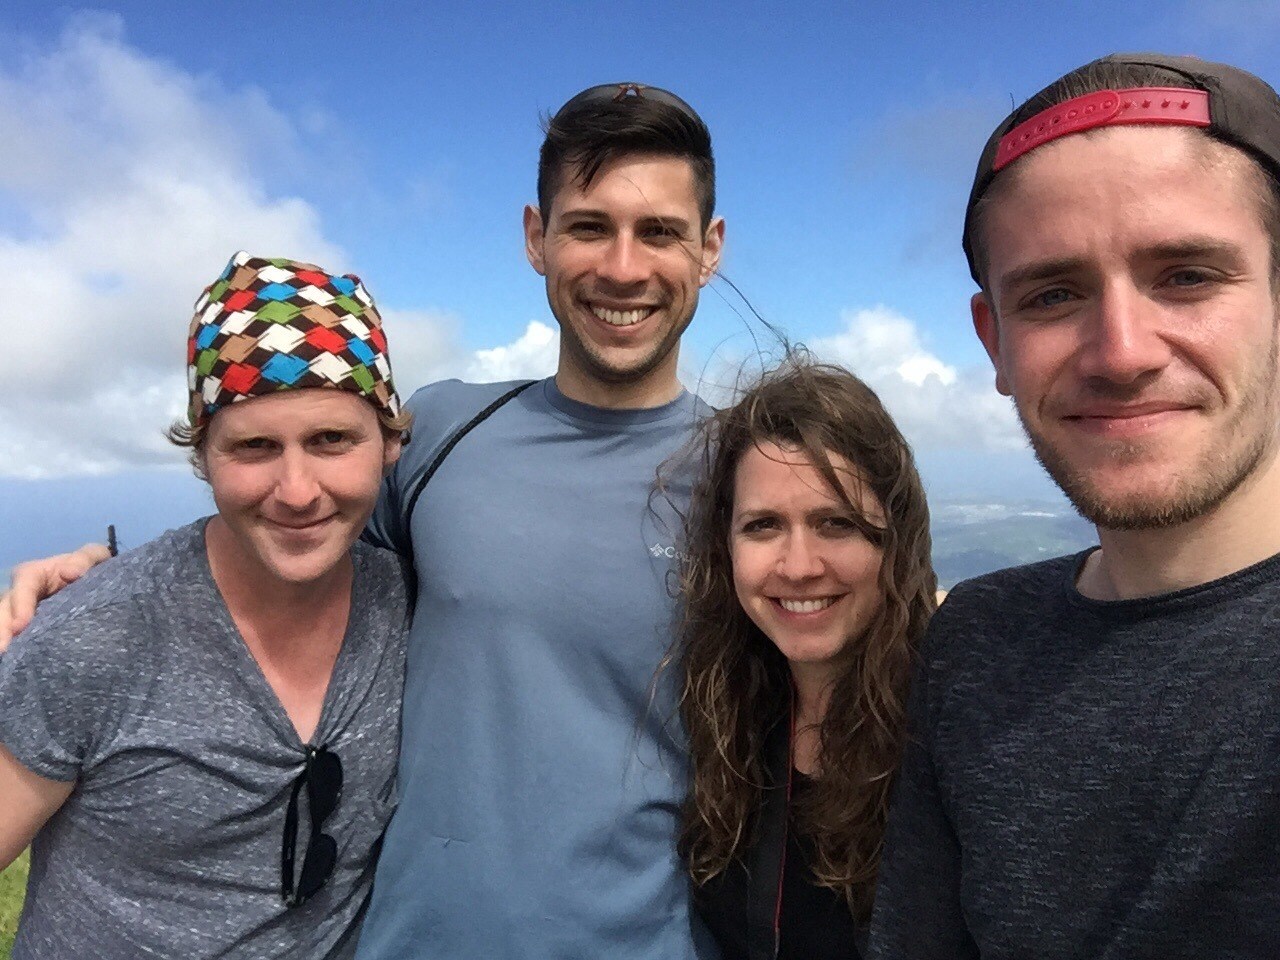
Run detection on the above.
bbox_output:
[963,53,1280,283]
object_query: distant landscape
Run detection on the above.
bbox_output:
[930,498,1095,589]
[0,497,1094,597]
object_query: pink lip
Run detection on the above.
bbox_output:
[265,516,335,533]
[1061,403,1195,436]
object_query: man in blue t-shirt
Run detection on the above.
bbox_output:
[352,83,725,960]
[3,83,726,959]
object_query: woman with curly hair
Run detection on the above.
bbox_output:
[676,357,936,959]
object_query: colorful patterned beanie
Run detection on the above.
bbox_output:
[186,251,401,427]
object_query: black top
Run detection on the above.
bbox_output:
[694,715,863,960]
[779,771,860,959]
[869,548,1280,959]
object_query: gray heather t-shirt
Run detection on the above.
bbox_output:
[869,549,1280,959]
[0,520,409,959]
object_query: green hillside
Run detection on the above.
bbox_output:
[0,851,27,960]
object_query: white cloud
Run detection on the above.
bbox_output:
[0,17,546,479]
[465,321,559,382]
[809,306,1026,453]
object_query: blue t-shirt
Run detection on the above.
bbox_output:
[356,377,718,959]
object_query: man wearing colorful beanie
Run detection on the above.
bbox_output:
[869,55,1280,957]
[0,253,411,958]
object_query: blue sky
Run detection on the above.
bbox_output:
[2,0,1277,569]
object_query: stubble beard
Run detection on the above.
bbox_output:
[559,298,695,389]
[1020,327,1280,532]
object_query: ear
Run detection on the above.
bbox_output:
[382,434,403,473]
[971,291,1011,397]
[697,217,725,286]
[523,205,547,276]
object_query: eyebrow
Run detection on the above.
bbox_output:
[732,505,858,522]
[1139,237,1248,266]
[998,256,1090,292]
[998,236,1250,292]
[559,207,694,234]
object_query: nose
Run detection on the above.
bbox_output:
[776,531,824,581]
[595,233,649,288]
[1075,282,1172,386]
[273,448,321,512]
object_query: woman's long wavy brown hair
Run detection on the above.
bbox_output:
[676,355,936,921]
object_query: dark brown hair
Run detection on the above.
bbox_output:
[537,93,715,230]
[675,355,936,921]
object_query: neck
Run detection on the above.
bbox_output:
[790,664,835,775]
[1078,447,1280,600]
[553,352,683,410]
[204,516,352,644]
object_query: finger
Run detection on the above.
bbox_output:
[6,560,55,638]
[0,591,19,652]
[57,544,113,584]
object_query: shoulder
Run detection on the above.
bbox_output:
[934,552,1083,621]
[402,377,541,430]
[351,541,411,610]
[923,552,1085,659]
[394,378,542,470]
[0,580,154,711]
[685,391,716,420]
[20,523,208,639]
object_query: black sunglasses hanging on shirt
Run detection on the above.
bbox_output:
[281,745,343,908]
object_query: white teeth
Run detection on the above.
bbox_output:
[592,306,650,326]
[779,598,836,614]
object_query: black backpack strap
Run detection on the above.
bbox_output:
[402,380,536,533]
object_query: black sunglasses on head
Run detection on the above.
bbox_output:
[553,82,703,125]
[281,745,343,908]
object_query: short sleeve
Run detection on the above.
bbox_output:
[0,600,143,782]
[364,459,412,557]
[363,384,443,559]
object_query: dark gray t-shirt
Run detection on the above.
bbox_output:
[868,549,1280,959]
[0,520,409,959]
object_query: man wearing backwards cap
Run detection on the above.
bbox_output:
[869,55,1280,958]
[1,84,725,958]
[0,252,412,958]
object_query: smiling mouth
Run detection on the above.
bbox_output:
[590,305,656,327]
[776,597,838,614]
[1060,405,1195,433]
[267,516,334,533]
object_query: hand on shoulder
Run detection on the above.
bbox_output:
[0,544,113,651]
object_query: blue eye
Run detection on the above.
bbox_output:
[1032,287,1074,309]
[1167,268,1209,287]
